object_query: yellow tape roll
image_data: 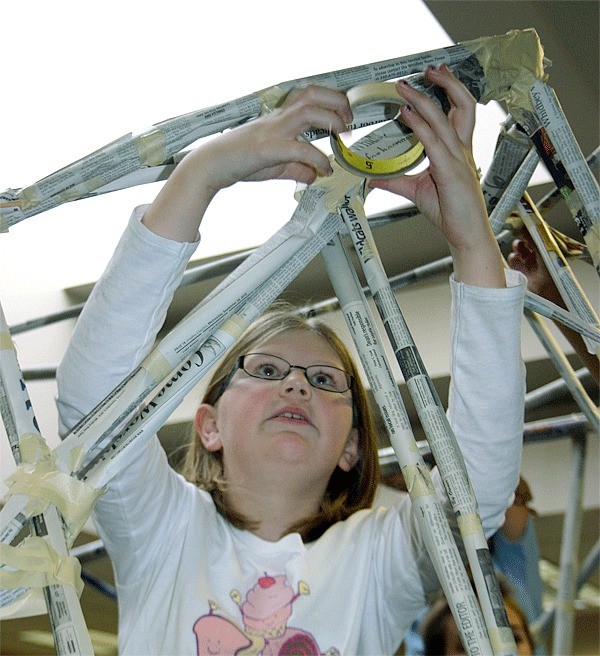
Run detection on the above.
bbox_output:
[331,82,425,179]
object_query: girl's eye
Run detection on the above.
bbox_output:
[311,371,336,389]
[255,363,282,378]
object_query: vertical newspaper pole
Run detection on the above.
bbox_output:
[321,234,497,655]
[337,183,518,654]
[552,433,587,656]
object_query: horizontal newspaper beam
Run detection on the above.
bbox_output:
[379,413,591,474]
[525,369,593,411]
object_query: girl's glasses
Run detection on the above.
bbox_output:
[236,353,353,393]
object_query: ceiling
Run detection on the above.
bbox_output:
[3,2,599,654]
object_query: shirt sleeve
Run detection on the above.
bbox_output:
[55,208,200,580]
[56,206,199,434]
[444,268,527,536]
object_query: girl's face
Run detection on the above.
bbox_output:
[195,329,358,493]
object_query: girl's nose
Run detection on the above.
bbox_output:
[280,367,311,397]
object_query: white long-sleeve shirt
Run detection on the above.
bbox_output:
[57,209,526,655]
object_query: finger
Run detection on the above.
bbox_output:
[425,65,476,146]
[282,85,353,126]
[279,104,349,138]
[507,250,526,272]
[511,237,536,260]
[368,171,420,203]
[278,162,320,185]
[394,98,447,168]
[273,139,333,177]
[396,71,473,155]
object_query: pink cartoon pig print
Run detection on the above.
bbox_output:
[193,574,339,655]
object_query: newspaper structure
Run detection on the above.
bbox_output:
[511,81,600,275]
[1,27,597,656]
[0,305,95,655]
[0,28,547,228]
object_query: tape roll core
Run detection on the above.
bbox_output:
[331,82,425,179]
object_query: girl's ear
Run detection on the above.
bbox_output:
[194,404,223,452]
[338,428,359,472]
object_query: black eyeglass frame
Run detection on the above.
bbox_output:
[235,353,354,393]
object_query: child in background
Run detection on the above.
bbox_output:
[56,66,526,654]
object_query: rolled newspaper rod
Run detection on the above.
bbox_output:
[0,305,94,654]
[524,369,592,411]
[337,187,517,655]
[518,192,600,355]
[1,29,548,229]
[527,81,600,275]
[524,310,599,432]
[322,234,497,655]
[552,434,586,656]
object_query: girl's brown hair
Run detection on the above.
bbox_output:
[180,305,380,542]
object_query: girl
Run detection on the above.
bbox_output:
[57,66,526,654]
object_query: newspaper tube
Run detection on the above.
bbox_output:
[552,434,586,656]
[322,235,496,656]
[517,193,600,355]
[0,29,549,230]
[0,306,94,654]
[481,118,532,215]
[524,310,599,432]
[514,81,600,275]
[336,186,516,655]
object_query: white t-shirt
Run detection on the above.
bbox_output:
[57,209,527,655]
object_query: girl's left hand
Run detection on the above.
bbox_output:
[369,65,487,252]
[370,65,504,286]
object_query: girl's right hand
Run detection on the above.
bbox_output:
[143,85,351,241]
[199,85,353,192]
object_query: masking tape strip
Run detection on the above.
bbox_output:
[257,84,290,113]
[4,464,103,544]
[314,158,367,213]
[403,463,435,499]
[488,627,511,655]
[457,512,483,536]
[0,196,24,231]
[0,536,83,596]
[331,82,425,179]
[219,314,250,340]
[0,330,15,351]
[19,433,50,466]
[133,129,169,167]
[553,599,576,615]
[142,349,174,384]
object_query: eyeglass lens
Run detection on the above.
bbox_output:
[241,353,351,392]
